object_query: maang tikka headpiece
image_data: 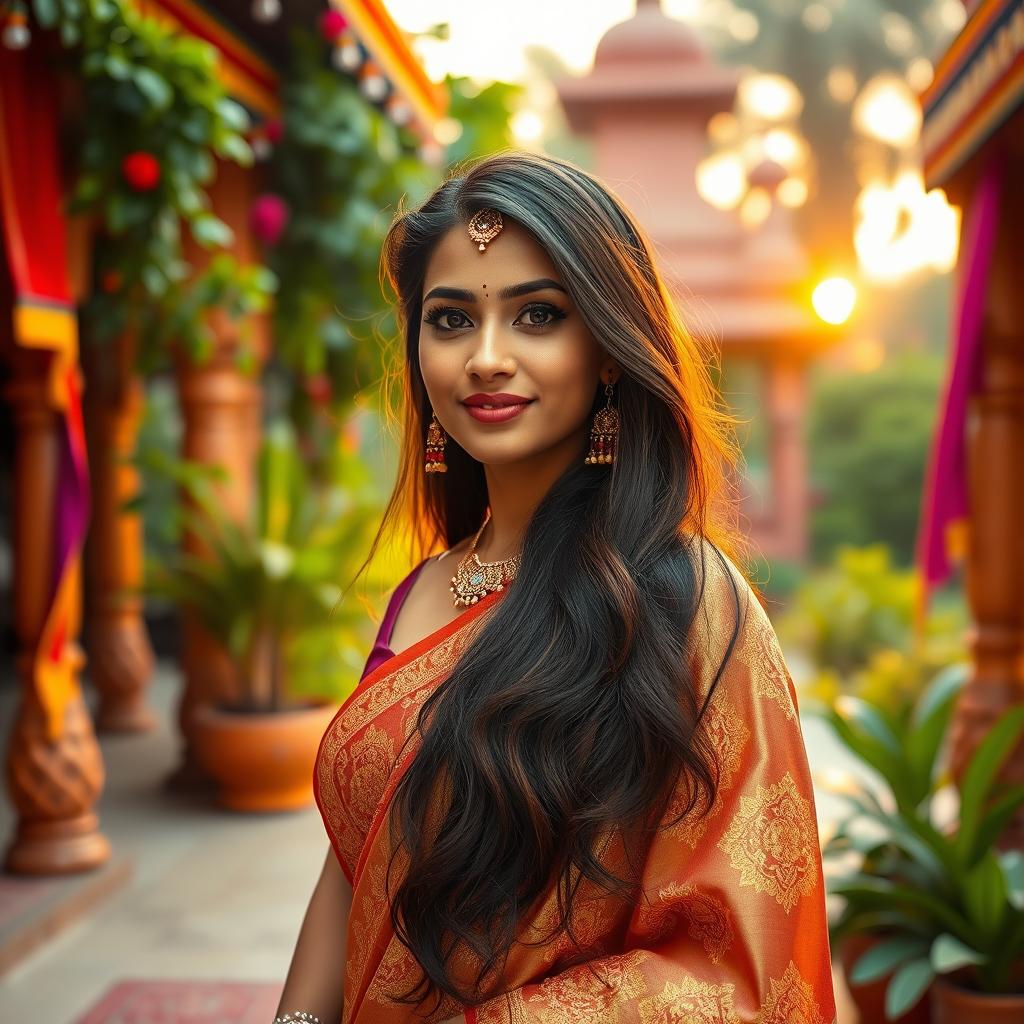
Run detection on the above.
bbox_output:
[467,208,504,252]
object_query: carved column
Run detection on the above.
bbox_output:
[3,348,110,873]
[82,330,156,733]
[169,160,268,786]
[955,167,1024,847]
[171,330,261,786]
[763,358,808,563]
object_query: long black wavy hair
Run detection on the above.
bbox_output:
[359,150,748,1014]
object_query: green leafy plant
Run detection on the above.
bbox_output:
[823,665,1024,1016]
[265,28,433,397]
[779,543,966,714]
[31,0,270,368]
[141,421,379,710]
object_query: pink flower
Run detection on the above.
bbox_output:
[250,194,290,246]
[319,9,348,41]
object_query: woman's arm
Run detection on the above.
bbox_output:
[276,844,352,1022]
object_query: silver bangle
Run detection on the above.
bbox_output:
[274,1013,321,1024]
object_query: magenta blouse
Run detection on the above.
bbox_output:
[358,557,431,681]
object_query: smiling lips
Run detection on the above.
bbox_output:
[461,392,535,423]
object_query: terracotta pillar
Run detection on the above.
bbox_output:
[172,330,261,783]
[82,330,157,733]
[3,348,110,873]
[955,174,1024,846]
[169,159,267,787]
[763,358,808,562]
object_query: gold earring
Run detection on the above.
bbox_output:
[425,413,448,473]
[467,208,504,252]
[585,379,620,466]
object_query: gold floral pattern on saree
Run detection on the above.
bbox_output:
[665,696,751,849]
[633,882,734,963]
[364,937,465,1023]
[717,771,817,913]
[345,724,397,835]
[754,961,828,1024]
[637,976,739,1024]
[315,607,493,879]
[735,607,797,721]
[501,950,648,1024]
[349,858,390,971]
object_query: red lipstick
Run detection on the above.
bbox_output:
[461,393,534,423]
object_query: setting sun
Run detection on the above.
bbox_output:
[812,276,857,325]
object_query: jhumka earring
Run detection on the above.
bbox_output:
[467,208,504,252]
[425,413,447,473]
[585,379,620,466]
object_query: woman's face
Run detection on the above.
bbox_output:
[418,218,617,468]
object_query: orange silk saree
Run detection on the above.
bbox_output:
[313,549,838,1024]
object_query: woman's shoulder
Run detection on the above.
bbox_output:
[687,534,760,632]
[685,534,787,706]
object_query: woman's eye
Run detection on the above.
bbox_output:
[423,306,472,331]
[515,304,566,329]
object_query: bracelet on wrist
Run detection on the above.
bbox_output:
[273,1012,321,1024]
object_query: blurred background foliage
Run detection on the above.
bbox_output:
[778,544,967,716]
[808,349,944,567]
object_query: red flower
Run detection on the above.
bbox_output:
[121,151,161,191]
[264,118,284,145]
[303,373,332,406]
[101,269,122,293]
[319,9,348,41]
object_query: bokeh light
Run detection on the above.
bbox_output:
[812,277,857,326]
[740,186,773,229]
[854,170,961,282]
[696,151,747,210]
[827,66,858,104]
[853,74,922,148]
[777,177,809,208]
[738,73,804,121]
[510,110,544,146]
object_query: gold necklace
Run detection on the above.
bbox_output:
[449,509,521,607]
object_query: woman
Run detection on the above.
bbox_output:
[277,151,837,1024]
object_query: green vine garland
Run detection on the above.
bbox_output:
[29,0,275,372]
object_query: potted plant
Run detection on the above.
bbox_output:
[144,420,378,811]
[821,665,1024,1022]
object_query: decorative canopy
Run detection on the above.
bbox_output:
[921,0,1023,187]
[126,0,447,143]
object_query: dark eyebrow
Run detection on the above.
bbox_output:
[422,277,567,303]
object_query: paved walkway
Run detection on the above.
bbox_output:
[0,658,858,1023]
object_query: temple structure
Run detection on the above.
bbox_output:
[557,0,839,563]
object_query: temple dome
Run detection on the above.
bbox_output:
[594,0,708,67]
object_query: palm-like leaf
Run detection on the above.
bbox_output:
[822,667,1024,1002]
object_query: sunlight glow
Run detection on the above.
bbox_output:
[854,170,961,282]
[510,109,545,145]
[853,74,922,148]
[812,277,857,326]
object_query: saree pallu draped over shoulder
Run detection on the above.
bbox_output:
[313,550,838,1024]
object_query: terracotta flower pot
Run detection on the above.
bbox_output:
[192,701,339,812]
[931,975,1024,1024]
[839,933,932,1024]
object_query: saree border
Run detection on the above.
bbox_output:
[313,584,507,884]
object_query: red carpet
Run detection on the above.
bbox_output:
[74,979,284,1023]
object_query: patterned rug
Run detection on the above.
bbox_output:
[74,979,284,1023]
